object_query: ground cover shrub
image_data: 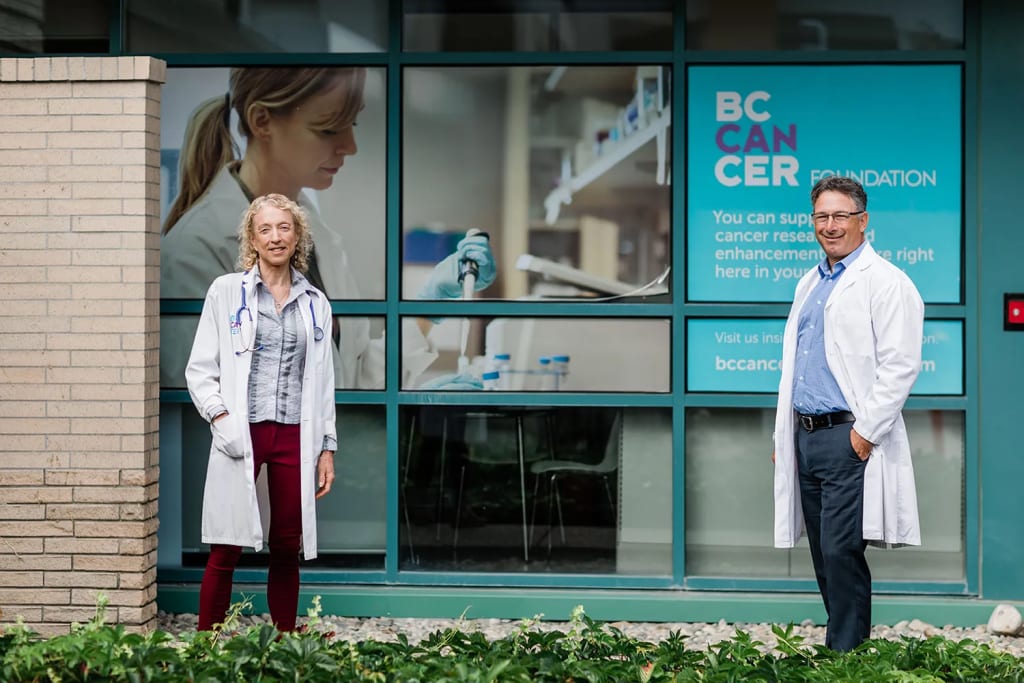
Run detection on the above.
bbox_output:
[1,597,1021,682]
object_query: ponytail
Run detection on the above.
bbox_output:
[162,95,238,234]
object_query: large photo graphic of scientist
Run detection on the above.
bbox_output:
[159,66,494,389]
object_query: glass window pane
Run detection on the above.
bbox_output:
[400,405,671,576]
[403,66,671,302]
[127,0,387,52]
[0,0,109,53]
[330,316,387,390]
[179,404,385,569]
[402,317,671,392]
[160,315,386,391]
[685,0,963,51]
[160,66,386,302]
[403,1,672,52]
[684,408,965,582]
[160,315,199,390]
[316,405,386,561]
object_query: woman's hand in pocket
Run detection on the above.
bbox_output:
[211,412,248,459]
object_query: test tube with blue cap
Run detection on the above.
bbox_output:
[551,354,570,390]
[537,356,555,390]
[492,353,511,389]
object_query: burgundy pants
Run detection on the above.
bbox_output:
[198,421,302,632]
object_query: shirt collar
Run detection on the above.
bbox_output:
[817,240,867,280]
[251,262,308,289]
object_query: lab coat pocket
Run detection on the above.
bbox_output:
[211,413,248,459]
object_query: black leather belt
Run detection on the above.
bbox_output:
[798,410,855,433]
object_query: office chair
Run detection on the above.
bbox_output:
[529,409,622,557]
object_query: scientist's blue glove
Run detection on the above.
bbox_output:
[416,232,496,300]
[419,372,484,391]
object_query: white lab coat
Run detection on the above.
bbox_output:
[186,268,336,559]
[161,165,437,389]
[773,241,924,548]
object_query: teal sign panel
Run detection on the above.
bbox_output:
[687,319,963,395]
[687,65,962,303]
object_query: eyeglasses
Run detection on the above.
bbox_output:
[810,210,864,226]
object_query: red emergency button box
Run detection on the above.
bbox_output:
[1005,293,1024,330]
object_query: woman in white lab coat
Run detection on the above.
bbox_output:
[186,194,335,632]
[161,66,494,389]
[773,240,924,549]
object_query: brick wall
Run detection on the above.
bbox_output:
[0,56,165,635]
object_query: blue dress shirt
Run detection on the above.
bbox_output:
[791,242,867,415]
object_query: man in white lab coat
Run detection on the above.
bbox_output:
[773,175,924,651]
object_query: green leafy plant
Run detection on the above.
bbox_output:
[2,598,1023,682]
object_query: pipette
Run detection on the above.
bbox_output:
[457,228,488,372]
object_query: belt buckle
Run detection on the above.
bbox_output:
[800,415,814,432]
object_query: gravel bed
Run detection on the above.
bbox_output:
[156,611,1024,657]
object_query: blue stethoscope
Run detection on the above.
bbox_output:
[232,281,325,355]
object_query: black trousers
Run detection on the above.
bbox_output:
[796,421,871,652]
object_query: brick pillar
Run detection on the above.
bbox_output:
[0,56,165,635]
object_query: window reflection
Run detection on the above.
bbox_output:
[403,65,672,302]
[403,317,671,392]
[0,0,110,53]
[403,1,672,52]
[684,408,965,581]
[685,0,963,51]
[400,405,671,575]
[128,0,387,52]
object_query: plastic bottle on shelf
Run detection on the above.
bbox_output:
[492,353,512,390]
[551,355,570,390]
[537,356,555,391]
[482,370,500,391]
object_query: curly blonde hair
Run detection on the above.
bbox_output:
[236,194,313,273]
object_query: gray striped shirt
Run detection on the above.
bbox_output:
[248,280,306,425]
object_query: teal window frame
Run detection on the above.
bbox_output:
[134,0,978,596]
